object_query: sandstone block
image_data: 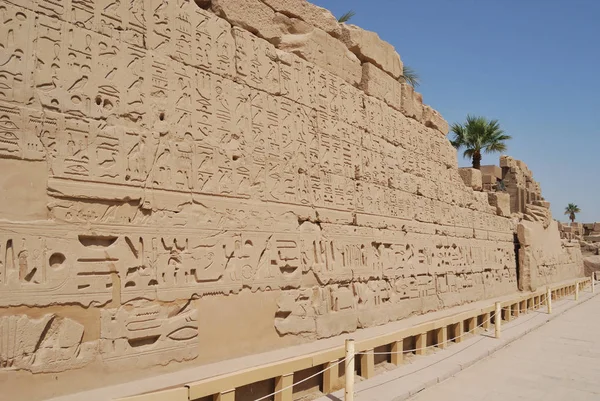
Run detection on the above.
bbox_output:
[278,27,362,86]
[261,0,342,37]
[232,27,281,94]
[533,200,551,209]
[422,105,449,135]
[458,168,483,191]
[488,192,510,217]
[340,24,403,79]
[594,222,600,232]
[517,222,534,247]
[480,165,503,180]
[212,0,294,44]
[400,83,424,121]
[359,62,402,111]
[474,191,491,209]
[482,174,496,184]
[584,256,600,275]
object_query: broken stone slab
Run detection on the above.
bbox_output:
[584,235,600,243]
[212,0,298,44]
[422,105,449,135]
[533,200,551,209]
[584,255,600,275]
[260,0,342,37]
[458,168,483,191]
[278,26,362,86]
[340,23,403,79]
[488,192,511,217]
[517,222,534,247]
[400,83,424,121]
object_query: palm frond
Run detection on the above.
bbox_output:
[449,115,511,165]
[463,148,475,159]
[338,10,355,23]
[564,203,581,214]
[399,65,420,88]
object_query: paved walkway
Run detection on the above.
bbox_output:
[409,290,600,401]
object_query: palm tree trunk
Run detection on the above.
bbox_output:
[472,151,482,170]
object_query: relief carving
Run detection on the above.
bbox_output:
[100,300,198,368]
[0,313,96,373]
[0,0,582,389]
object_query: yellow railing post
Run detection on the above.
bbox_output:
[274,373,293,401]
[345,339,355,401]
[495,302,501,339]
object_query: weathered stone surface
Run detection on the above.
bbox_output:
[278,26,363,85]
[517,220,583,291]
[500,156,543,214]
[517,222,534,247]
[580,242,599,258]
[458,168,483,191]
[212,0,295,44]
[340,24,403,79]
[488,192,511,217]
[261,0,342,37]
[584,256,600,276]
[0,0,584,399]
[422,105,449,135]
[482,174,496,185]
[360,62,402,111]
[100,300,199,369]
[0,314,96,373]
[523,203,552,229]
[400,83,424,121]
[533,200,550,209]
[480,165,503,180]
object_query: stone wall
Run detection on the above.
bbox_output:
[0,0,579,398]
[500,156,543,214]
[582,222,600,242]
[499,158,584,290]
[518,220,583,291]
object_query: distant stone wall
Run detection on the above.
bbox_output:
[518,220,583,291]
[0,0,579,398]
[582,222,600,242]
[500,156,543,214]
[499,158,584,290]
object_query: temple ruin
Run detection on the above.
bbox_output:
[0,0,584,399]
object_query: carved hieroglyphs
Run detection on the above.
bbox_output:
[0,0,582,397]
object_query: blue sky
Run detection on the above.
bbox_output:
[312,0,600,223]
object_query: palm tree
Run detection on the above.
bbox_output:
[338,10,355,23]
[564,203,581,223]
[449,115,511,170]
[399,65,420,88]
